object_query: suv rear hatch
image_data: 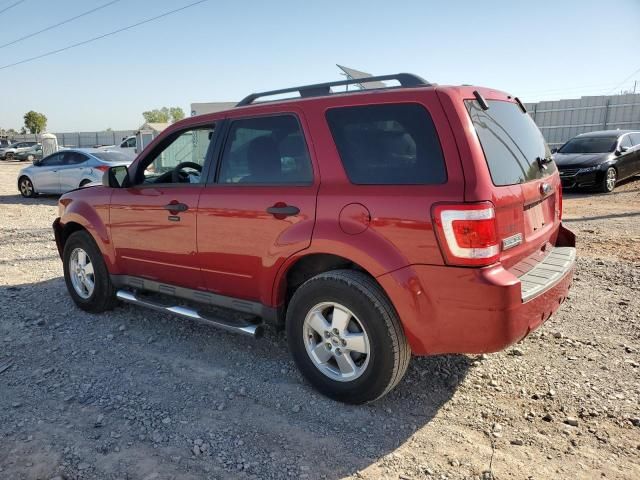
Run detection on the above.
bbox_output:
[462,93,562,271]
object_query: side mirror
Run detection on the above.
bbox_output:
[551,148,558,154]
[102,165,129,188]
[615,146,627,156]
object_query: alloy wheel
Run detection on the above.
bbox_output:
[69,247,95,299]
[302,302,370,382]
[19,178,33,197]
[606,167,616,192]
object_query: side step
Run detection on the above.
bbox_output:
[116,290,264,338]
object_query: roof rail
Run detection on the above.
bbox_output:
[236,73,430,107]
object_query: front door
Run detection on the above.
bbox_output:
[32,152,64,193]
[110,125,216,290]
[197,114,318,305]
[57,151,90,192]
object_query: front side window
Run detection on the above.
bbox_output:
[326,103,446,185]
[217,115,312,185]
[140,126,214,185]
[466,99,555,186]
[39,153,64,167]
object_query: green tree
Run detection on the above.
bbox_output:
[142,106,185,124]
[169,107,185,122]
[23,111,47,134]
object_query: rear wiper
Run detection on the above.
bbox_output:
[536,156,553,170]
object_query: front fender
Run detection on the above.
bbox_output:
[58,187,118,272]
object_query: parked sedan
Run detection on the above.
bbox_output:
[553,130,640,192]
[17,148,132,197]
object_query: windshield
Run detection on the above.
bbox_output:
[558,136,617,154]
[466,99,555,186]
[91,151,131,162]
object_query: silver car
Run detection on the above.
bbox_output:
[17,148,132,197]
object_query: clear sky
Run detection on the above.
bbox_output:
[0,0,638,132]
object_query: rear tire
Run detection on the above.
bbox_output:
[286,270,410,404]
[601,167,617,193]
[63,230,117,313]
[18,176,36,198]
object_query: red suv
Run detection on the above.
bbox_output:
[53,73,576,404]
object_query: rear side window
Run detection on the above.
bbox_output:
[218,115,313,185]
[326,103,447,185]
[630,132,640,146]
[466,100,555,186]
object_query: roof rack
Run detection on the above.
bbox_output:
[236,73,431,107]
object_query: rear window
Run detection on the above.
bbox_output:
[466,100,555,186]
[558,136,617,154]
[91,151,131,162]
[326,103,447,185]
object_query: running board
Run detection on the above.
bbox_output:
[116,290,264,338]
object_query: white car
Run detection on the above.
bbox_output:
[17,148,132,197]
[99,135,137,160]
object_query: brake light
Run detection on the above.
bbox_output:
[432,202,500,266]
[95,165,110,172]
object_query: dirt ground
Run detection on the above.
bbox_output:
[0,160,638,480]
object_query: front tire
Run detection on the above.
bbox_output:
[63,230,117,313]
[601,167,617,192]
[18,176,36,198]
[286,270,410,404]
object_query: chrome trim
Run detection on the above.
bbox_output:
[502,233,523,251]
[116,290,263,338]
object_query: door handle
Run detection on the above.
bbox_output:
[266,204,300,217]
[164,202,189,213]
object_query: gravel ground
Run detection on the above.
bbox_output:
[0,160,639,480]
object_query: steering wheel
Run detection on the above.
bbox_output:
[171,161,202,183]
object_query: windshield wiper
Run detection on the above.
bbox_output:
[536,156,553,170]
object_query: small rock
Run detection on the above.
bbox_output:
[510,347,524,356]
[95,414,104,427]
[564,417,579,427]
[118,325,126,332]
[553,332,563,339]
[542,413,554,422]
[510,439,524,446]
[292,405,301,413]
[77,463,90,470]
[162,417,171,424]
[11,402,22,408]
[192,445,201,456]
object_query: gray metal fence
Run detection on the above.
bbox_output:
[8,130,135,148]
[525,93,640,147]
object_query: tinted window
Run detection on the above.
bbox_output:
[620,135,633,149]
[39,153,64,166]
[558,136,617,154]
[91,151,131,162]
[218,115,312,185]
[629,133,640,146]
[466,100,555,186]
[326,103,446,185]
[63,152,88,165]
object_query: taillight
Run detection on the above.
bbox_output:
[432,202,500,266]
[95,165,110,172]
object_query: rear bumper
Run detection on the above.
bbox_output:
[378,224,576,355]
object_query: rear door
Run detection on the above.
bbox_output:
[629,132,640,174]
[57,151,90,192]
[197,113,318,305]
[462,96,560,268]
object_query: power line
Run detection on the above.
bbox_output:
[607,66,640,95]
[0,0,26,15]
[0,0,209,71]
[0,0,122,50]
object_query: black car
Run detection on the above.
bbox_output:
[553,130,640,192]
